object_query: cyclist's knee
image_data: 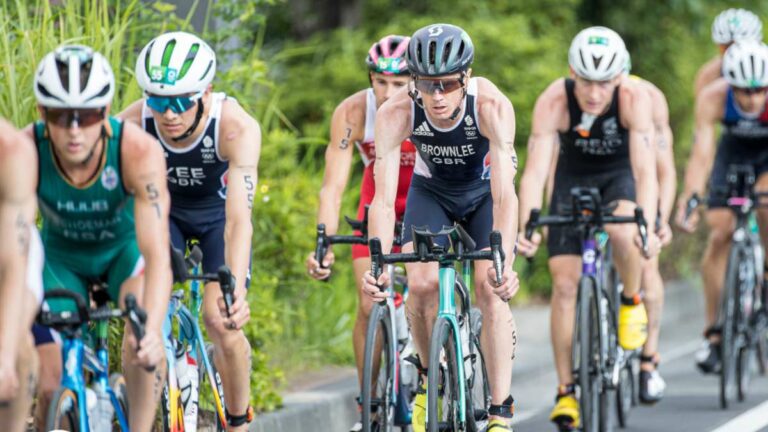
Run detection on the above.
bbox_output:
[608,225,635,251]
[406,276,438,298]
[706,225,732,249]
[551,275,578,306]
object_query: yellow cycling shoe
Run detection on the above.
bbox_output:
[618,294,648,350]
[550,387,580,430]
[412,383,440,432]
[487,418,514,431]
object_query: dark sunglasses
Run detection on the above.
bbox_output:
[44,108,104,128]
[414,78,464,95]
[734,86,768,95]
[146,92,203,114]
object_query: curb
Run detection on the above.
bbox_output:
[248,279,704,431]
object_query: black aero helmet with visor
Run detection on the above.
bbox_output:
[407,23,474,77]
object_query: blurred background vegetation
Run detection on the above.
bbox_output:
[0,0,766,413]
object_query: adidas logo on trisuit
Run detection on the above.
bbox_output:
[413,121,434,137]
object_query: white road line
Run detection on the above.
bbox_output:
[710,399,768,432]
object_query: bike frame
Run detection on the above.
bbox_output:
[163,268,227,431]
[59,319,130,432]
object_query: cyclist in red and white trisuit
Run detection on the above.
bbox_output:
[304,35,415,432]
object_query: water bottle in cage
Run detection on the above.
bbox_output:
[393,292,409,347]
[175,342,200,431]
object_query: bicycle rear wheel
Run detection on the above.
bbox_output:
[46,387,80,432]
[615,364,632,428]
[362,303,395,432]
[720,244,742,409]
[427,316,461,432]
[576,277,600,432]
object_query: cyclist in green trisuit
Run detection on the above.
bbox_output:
[0,119,43,432]
[26,45,172,431]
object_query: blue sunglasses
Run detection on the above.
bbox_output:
[145,92,203,114]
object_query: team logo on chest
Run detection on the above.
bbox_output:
[201,135,217,164]
[464,114,478,139]
[101,166,119,191]
[574,116,623,156]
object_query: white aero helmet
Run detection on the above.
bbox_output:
[711,9,763,45]
[722,40,768,88]
[568,26,628,81]
[135,31,216,96]
[34,45,115,109]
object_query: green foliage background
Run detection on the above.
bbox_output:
[2,0,768,414]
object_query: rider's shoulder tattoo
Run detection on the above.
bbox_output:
[15,213,30,254]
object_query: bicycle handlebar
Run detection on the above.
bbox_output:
[525,206,649,254]
[368,229,505,291]
[38,291,155,372]
[171,245,236,317]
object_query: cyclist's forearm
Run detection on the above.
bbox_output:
[225,217,253,290]
[142,257,172,332]
[368,197,396,255]
[0,270,24,365]
[518,174,546,228]
[658,163,677,223]
[635,167,659,225]
[317,185,345,235]
[493,188,519,260]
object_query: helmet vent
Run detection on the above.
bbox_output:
[54,60,69,93]
[443,41,453,68]
[604,53,617,73]
[428,40,437,73]
[79,59,93,93]
[36,83,63,103]
[85,84,111,103]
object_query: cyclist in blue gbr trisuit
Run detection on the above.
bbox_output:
[25,45,173,431]
[694,8,763,96]
[0,120,43,432]
[676,40,768,374]
[363,24,521,432]
[517,27,660,429]
[120,31,261,430]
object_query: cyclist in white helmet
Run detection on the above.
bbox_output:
[695,8,763,95]
[25,44,172,431]
[677,40,768,373]
[518,26,659,430]
[0,119,43,432]
[121,31,261,430]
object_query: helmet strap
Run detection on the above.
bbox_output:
[448,73,468,121]
[172,99,205,142]
[408,74,425,109]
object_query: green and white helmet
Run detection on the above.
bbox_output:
[568,26,627,81]
[722,40,768,88]
[34,45,115,108]
[711,9,763,45]
[135,31,216,96]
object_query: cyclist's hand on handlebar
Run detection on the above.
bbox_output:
[217,286,250,331]
[0,359,19,402]
[656,221,673,247]
[634,231,661,258]
[129,328,164,370]
[517,231,541,258]
[361,270,390,302]
[675,195,699,233]
[485,264,519,303]
[305,251,334,280]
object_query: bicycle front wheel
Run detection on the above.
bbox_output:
[721,244,742,409]
[46,387,80,432]
[427,316,462,432]
[110,373,129,430]
[362,303,395,432]
[466,308,490,432]
[575,277,600,432]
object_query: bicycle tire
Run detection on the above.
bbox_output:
[466,307,490,432]
[615,364,632,428]
[720,243,741,409]
[576,277,600,432]
[203,342,227,432]
[109,373,129,430]
[160,367,186,432]
[737,344,756,402]
[46,387,80,432]
[427,316,461,432]
[362,303,395,432]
